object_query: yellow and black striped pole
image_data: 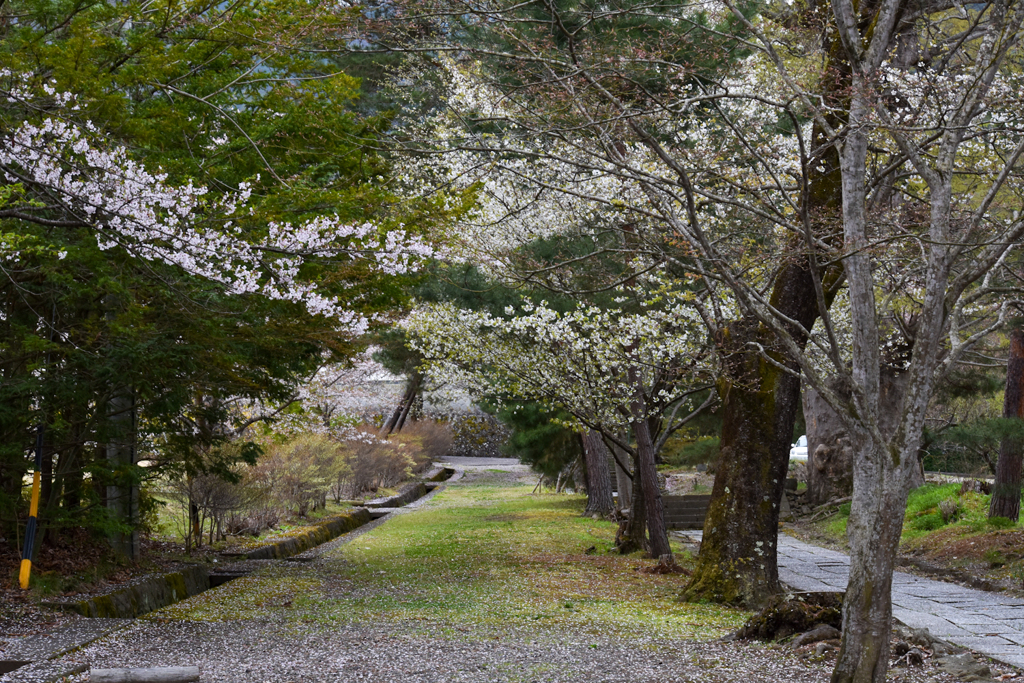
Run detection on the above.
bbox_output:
[19,426,45,590]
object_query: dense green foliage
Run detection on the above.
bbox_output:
[0,0,461,547]
[493,401,581,480]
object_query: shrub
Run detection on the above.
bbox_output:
[331,426,415,499]
[253,434,342,517]
[392,420,453,474]
[938,498,961,524]
[908,512,945,532]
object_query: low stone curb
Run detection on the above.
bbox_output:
[423,466,454,482]
[242,508,372,560]
[301,466,464,557]
[42,566,209,619]
[365,482,428,509]
[38,510,373,620]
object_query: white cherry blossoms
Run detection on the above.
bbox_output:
[0,84,435,332]
[405,288,716,432]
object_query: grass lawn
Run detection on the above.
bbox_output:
[155,469,748,641]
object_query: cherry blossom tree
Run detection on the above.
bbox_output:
[366,0,1024,678]
[406,285,718,556]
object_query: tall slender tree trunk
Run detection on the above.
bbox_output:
[40,435,52,529]
[990,327,1024,521]
[107,391,139,559]
[628,367,672,559]
[582,429,614,517]
[830,56,948,681]
[831,433,918,683]
[381,371,422,437]
[611,437,632,510]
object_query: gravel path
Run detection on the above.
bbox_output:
[10,620,880,683]
[0,464,960,683]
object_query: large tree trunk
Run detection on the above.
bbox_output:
[615,456,646,554]
[806,370,915,506]
[683,317,804,606]
[581,429,614,517]
[106,391,139,560]
[805,383,856,506]
[682,30,847,606]
[990,327,1024,521]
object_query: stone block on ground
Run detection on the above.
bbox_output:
[91,666,200,682]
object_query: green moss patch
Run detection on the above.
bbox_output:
[155,472,747,640]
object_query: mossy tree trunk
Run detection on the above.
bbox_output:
[991,327,1024,521]
[682,19,850,606]
[682,315,807,606]
[831,431,917,683]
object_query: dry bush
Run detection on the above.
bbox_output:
[392,420,453,474]
[939,497,962,524]
[251,434,343,517]
[169,473,247,550]
[332,426,415,498]
[224,504,281,537]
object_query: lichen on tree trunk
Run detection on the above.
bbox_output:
[831,433,915,683]
[681,60,845,605]
[682,318,798,607]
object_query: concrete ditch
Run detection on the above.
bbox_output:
[238,508,372,560]
[42,565,210,619]
[41,467,456,621]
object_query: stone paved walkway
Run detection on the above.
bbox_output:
[678,530,1024,669]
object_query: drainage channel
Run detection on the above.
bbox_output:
[0,662,31,675]
[2,468,458,682]
[44,467,457,617]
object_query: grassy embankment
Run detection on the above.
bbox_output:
[812,482,1024,587]
[154,470,748,641]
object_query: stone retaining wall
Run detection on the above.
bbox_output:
[44,508,374,618]
[243,508,372,560]
[44,565,209,619]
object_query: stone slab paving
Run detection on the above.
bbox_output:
[675,530,1024,669]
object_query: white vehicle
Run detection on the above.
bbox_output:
[790,435,808,462]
